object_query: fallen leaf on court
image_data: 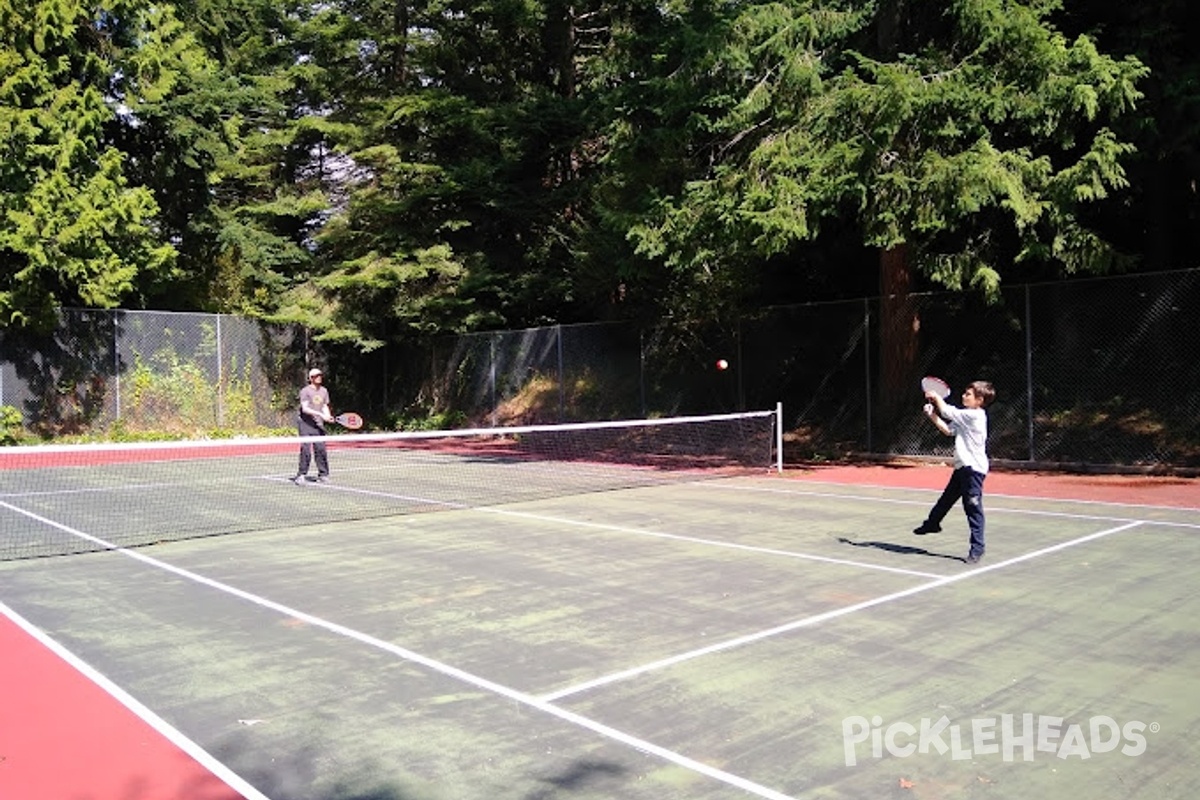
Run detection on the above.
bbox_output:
[899,778,915,789]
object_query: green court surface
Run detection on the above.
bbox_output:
[1,473,1197,800]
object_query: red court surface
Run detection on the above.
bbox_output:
[0,607,257,800]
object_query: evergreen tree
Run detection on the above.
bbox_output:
[266,0,603,349]
[1057,0,1200,272]
[0,0,178,328]
[625,0,1148,307]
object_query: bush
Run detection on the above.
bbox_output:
[0,405,25,445]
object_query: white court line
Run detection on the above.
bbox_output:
[5,474,350,500]
[1,500,796,800]
[0,483,177,499]
[0,597,272,800]
[293,482,941,579]
[541,520,1145,701]
[473,506,942,578]
[341,452,665,479]
[263,476,469,508]
[702,482,1200,528]
[743,476,1200,514]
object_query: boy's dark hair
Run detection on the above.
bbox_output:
[969,380,996,408]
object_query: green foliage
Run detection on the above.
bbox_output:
[239,0,606,345]
[49,418,292,444]
[0,404,24,445]
[125,351,213,430]
[390,410,468,432]
[626,0,1148,305]
[121,345,258,433]
[2,0,1184,357]
[0,0,205,328]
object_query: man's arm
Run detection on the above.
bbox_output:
[314,391,333,422]
[300,391,332,422]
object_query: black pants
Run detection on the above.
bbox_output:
[924,466,986,557]
[297,416,329,477]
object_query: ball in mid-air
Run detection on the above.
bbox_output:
[716,359,729,371]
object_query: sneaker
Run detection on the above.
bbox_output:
[964,553,983,565]
[292,475,306,485]
[912,522,942,535]
[316,475,330,483]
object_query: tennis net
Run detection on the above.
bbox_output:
[0,408,781,560]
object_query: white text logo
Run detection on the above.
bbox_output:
[841,714,1156,766]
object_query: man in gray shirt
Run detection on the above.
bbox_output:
[294,367,334,484]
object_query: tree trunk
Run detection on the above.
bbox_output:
[391,1,409,84]
[544,1,575,99]
[878,243,919,431]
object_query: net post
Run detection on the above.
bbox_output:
[774,401,784,473]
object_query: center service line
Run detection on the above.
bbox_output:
[540,520,1144,701]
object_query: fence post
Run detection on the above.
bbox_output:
[556,324,565,422]
[638,328,646,418]
[490,333,497,428]
[863,298,872,453]
[1025,283,1034,461]
[113,311,121,422]
[735,319,745,411]
[216,313,224,427]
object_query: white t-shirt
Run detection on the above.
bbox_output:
[941,406,989,474]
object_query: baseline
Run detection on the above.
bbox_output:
[701,482,1200,528]
[780,472,1200,512]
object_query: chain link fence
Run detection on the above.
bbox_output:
[2,270,1197,468]
[743,270,1200,467]
[0,310,306,435]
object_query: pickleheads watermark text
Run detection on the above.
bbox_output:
[842,714,1157,766]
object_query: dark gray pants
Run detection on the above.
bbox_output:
[297,416,328,477]
[924,466,986,557]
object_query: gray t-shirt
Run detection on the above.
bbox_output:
[298,384,330,424]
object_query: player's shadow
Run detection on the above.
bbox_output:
[524,759,627,799]
[836,536,963,562]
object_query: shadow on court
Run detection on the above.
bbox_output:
[524,760,628,800]
[835,536,965,562]
[227,738,629,800]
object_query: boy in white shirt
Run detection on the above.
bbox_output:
[913,380,996,564]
